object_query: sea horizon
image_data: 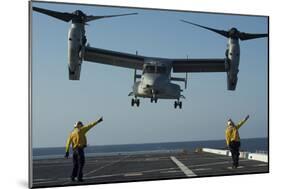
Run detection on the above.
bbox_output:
[32,137,268,159]
[33,136,267,149]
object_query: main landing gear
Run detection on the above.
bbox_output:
[131,98,140,107]
[150,98,158,103]
[174,100,182,109]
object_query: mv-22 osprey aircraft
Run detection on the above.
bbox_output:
[32,7,268,109]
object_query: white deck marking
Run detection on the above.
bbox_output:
[124,172,143,177]
[188,159,248,168]
[84,155,130,177]
[62,155,132,185]
[227,166,244,169]
[145,158,159,161]
[193,168,212,171]
[253,164,268,167]
[170,156,197,177]
[160,170,182,174]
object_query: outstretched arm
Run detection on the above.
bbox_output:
[237,115,250,129]
[65,134,72,158]
[82,117,103,134]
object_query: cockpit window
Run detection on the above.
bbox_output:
[143,66,155,73]
[143,65,167,74]
[156,66,166,73]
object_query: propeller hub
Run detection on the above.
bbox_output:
[73,10,86,17]
[72,10,87,23]
[228,27,239,39]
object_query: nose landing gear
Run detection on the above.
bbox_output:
[150,98,158,103]
[174,100,182,109]
[131,98,140,107]
[150,90,158,103]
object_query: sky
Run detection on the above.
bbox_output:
[31,1,268,148]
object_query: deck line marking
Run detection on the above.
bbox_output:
[62,155,131,185]
[160,170,182,174]
[124,172,143,177]
[84,155,131,176]
[227,166,245,169]
[188,159,249,168]
[34,166,193,185]
[253,164,268,167]
[193,168,212,171]
[84,167,176,179]
[170,156,197,177]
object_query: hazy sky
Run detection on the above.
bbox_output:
[31,1,268,148]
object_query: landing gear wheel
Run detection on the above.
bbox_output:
[68,67,75,75]
[174,101,182,109]
[131,98,140,107]
[174,101,178,109]
[151,98,158,103]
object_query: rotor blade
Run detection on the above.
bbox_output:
[180,19,229,38]
[33,6,73,22]
[238,32,268,41]
[86,12,138,22]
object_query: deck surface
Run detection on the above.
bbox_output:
[32,151,269,188]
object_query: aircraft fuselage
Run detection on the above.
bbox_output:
[132,61,182,100]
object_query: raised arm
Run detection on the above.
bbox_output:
[237,115,250,129]
[82,117,103,134]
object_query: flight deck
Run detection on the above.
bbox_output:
[32,149,268,188]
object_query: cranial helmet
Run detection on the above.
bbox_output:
[74,121,83,128]
[227,119,233,126]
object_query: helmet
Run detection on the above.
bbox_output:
[227,119,233,126]
[74,121,83,128]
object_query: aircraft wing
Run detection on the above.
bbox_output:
[83,46,145,70]
[172,58,227,72]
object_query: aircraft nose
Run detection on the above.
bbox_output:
[144,75,166,89]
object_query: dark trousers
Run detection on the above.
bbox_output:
[71,148,85,180]
[229,141,241,167]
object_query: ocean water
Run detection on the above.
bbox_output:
[32,137,268,159]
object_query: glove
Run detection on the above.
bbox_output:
[98,117,103,123]
[64,151,69,159]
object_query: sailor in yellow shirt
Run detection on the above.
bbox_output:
[225,115,249,168]
[65,117,103,182]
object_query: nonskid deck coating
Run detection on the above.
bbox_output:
[31,151,269,188]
